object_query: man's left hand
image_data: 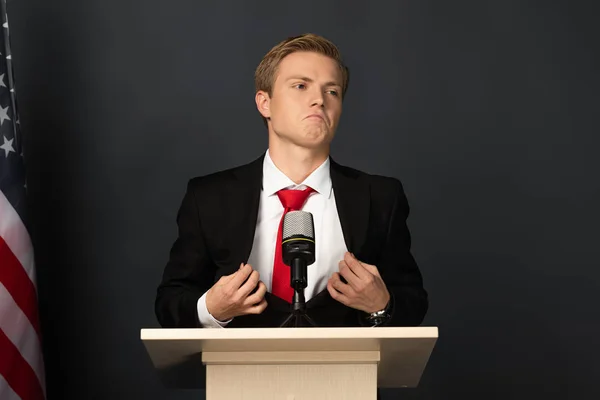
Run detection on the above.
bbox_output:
[327,252,390,313]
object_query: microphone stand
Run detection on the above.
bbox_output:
[279,258,318,327]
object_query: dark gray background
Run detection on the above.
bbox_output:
[7,0,599,399]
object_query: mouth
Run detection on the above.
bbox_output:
[305,114,325,122]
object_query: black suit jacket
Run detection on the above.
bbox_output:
[155,154,428,328]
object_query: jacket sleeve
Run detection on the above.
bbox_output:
[155,179,217,328]
[376,179,429,326]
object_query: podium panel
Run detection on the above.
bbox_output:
[141,327,438,399]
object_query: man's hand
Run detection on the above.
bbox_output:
[205,263,268,321]
[327,252,390,313]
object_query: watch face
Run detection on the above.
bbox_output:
[367,311,389,321]
[365,299,392,324]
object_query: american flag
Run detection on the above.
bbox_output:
[0,1,46,399]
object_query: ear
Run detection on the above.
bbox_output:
[255,90,271,119]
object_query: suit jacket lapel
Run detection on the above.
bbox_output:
[229,154,264,269]
[304,158,370,312]
[330,158,370,255]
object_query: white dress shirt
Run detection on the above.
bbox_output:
[197,150,348,328]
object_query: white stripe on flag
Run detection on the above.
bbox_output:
[0,373,22,400]
[0,191,36,287]
[0,282,45,388]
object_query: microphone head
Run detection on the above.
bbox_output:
[283,210,315,241]
[282,211,316,267]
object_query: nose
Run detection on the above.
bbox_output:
[310,88,324,107]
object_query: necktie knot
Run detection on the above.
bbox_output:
[277,187,314,211]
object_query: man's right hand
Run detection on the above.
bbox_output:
[205,263,268,321]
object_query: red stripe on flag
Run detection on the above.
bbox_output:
[0,237,41,337]
[0,328,45,400]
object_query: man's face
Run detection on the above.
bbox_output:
[257,51,343,150]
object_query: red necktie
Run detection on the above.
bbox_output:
[271,187,315,302]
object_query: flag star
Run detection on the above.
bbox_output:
[1,136,15,157]
[0,73,5,88]
[0,105,10,125]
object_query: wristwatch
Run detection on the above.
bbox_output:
[365,298,393,326]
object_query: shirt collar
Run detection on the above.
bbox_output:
[263,149,333,199]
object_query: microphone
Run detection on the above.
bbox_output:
[282,210,315,291]
[279,210,319,326]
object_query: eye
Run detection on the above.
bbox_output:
[327,89,339,97]
[294,83,306,90]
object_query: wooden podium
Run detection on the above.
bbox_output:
[141,327,437,400]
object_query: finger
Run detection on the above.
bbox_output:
[244,281,267,306]
[360,262,381,277]
[327,280,350,306]
[343,252,370,280]
[221,263,244,282]
[330,272,354,297]
[350,252,378,273]
[246,298,268,315]
[239,270,260,297]
[338,260,361,287]
[230,263,253,288]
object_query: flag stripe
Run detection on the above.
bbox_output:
[0,190,36,286]
[0,328,44,400]
[0,236,40,337]
[0,282,45,386]
[0,374,22,400]
[1,1,46,398]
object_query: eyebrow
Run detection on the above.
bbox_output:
[286,75,342,88]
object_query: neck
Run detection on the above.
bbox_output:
[268,141,329,184]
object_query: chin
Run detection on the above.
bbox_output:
[272,126,334,149]
[299,134,333,150]
[303,125,331,139]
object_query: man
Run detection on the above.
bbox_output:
[155,33,428,328]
